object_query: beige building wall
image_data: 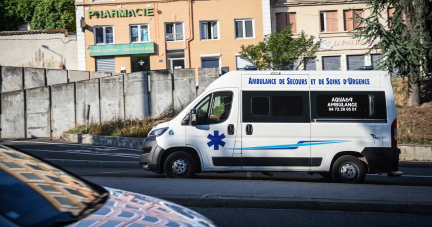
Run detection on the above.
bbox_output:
[0,33,78,70]
[77,0,265,76]
[271,1,388,70]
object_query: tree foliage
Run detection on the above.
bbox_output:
[0,0,75,32]
[0,0,24,31]
[239,25,321,70]
[31,0,76,31]
[353,0,432,105]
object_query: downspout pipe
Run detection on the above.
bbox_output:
[186,0,195,71]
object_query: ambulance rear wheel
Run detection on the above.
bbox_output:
[331,155,366,183]
[164,151,197,178]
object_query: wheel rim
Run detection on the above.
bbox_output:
[171,159,189,176]
[339,162,358,181]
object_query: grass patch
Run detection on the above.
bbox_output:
[392,78,432,144]
[67,118,173,138]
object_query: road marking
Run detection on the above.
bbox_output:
[78,170,142,176]
[8,140,140,151]
[370,174,432,178]
[25,149,139,158]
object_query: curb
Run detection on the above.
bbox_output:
[62,133,144,150]
[399,162,432,169]
[153,194,432,215]
[46,159,139,169]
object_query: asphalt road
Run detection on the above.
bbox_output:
[2,139,139,162]
[193,208,432,227]
[4,139,432,226]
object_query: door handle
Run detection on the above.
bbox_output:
[246,124,253,135]
[228,124,235,135]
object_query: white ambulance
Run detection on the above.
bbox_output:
[139,71,401,183]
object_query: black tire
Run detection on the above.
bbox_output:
[331,155,366,183]
[164,151,197,178]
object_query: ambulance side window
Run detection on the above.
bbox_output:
[209,92,233,124]
[310,91,387,121]
[251,97,270,116]
[242,91,310,123]
[195,95,211,125]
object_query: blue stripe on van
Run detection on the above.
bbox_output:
[233,140,350,150]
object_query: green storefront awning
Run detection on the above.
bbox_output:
[89,42,155,57]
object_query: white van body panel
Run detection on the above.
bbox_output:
[142,70,398,175]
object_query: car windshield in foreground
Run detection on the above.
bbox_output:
[0,145,109,227]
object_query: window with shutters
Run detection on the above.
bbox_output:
[344,9,363,31]
[96,57,115,72]
[346,55,365,70]
[322,56,341,71]
[235,19,254,38]
[304,57,317,71]
[387,8,406,27]
[94,26,114,44]
[388,8,395,27]
[200,21,219,40]
[320,11,338,32]
[371,54,381,69]
[276,12,297,33]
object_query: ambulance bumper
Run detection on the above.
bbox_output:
[361,147,400,173]
[138,136,164,174]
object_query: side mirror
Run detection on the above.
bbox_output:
[181,114,190,125]
[190,108,197,126]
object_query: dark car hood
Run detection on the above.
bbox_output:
[69,187,215,227]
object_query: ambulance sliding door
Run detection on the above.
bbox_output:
[240,90,312,171]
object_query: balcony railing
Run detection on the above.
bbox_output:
[166,33,184,41]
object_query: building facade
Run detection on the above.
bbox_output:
[270,0,391,71]
[75,0,271,75]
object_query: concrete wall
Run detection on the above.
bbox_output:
[0,33,77,70]
[198,67,219,95]
[173,68,196,112]
[124,72,149,119]
[51,83,75,137]
[100,75,124,122]
[0,67,214,138]
[76,79,100,125]
[26,87,50,138]
[47,69,68,85]
[400,145,432,161]
[1,66,23,92]
[1,91,25,138]
[69,70,90,82]
[149,70,173,117]
[92,71,112,79]
[24,68,46,89]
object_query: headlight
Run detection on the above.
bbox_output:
[149,127,168,137]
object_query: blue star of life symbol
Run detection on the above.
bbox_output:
[207,130,226,150]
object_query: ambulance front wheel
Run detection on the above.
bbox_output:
[331,155,366,183]
[164,151,197,178]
